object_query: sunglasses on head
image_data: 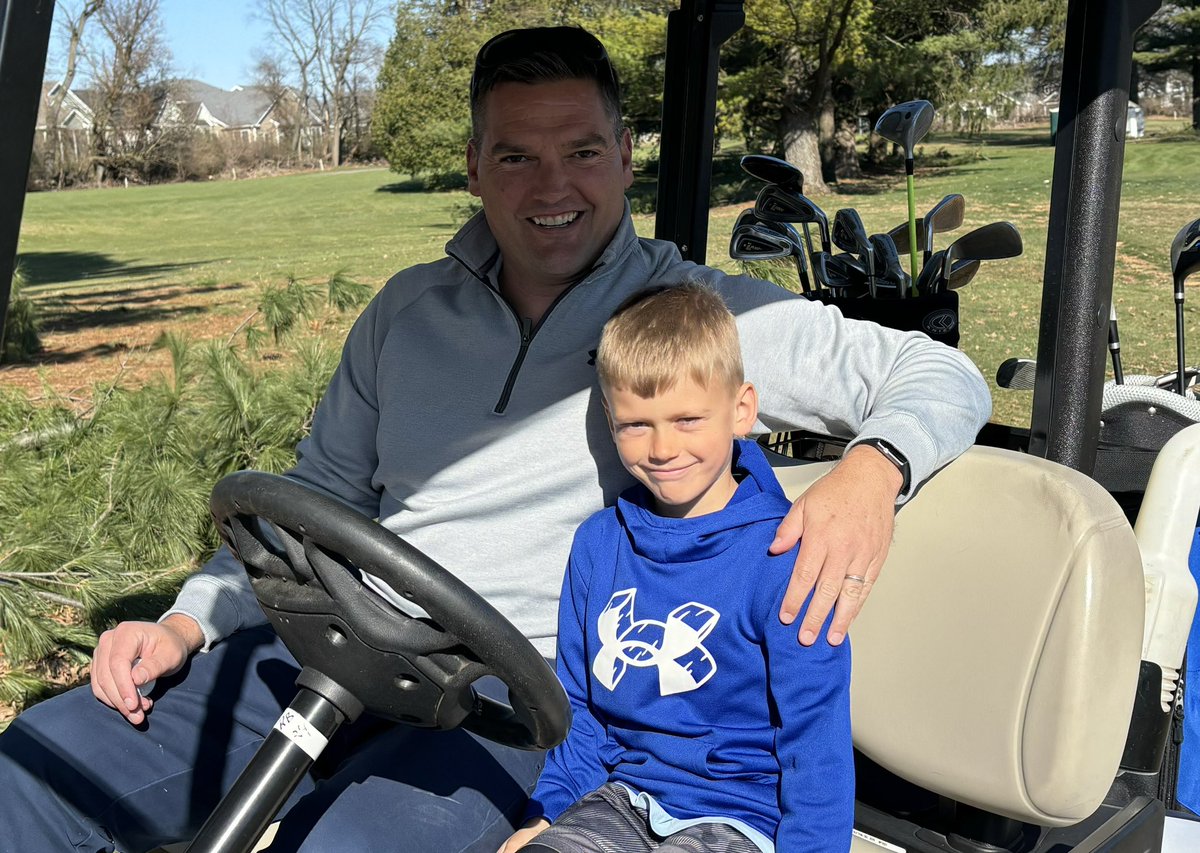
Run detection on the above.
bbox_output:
[471,27,617,101]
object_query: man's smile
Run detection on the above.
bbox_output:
[530,211,582,228]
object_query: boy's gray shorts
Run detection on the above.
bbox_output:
[523,782,762,853]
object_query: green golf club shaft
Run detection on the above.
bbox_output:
[905,165,919,295]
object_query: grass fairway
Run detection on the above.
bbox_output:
[11,121,1200,429]
[17,167,467,293]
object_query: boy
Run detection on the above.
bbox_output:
[501,284,854,853]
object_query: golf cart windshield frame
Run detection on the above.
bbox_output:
[0,0,1166,474]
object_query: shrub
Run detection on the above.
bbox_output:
[2,265,43,364]
[0,274,364,723]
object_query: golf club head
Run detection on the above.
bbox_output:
[874,100,936,157]
[741,154,803,191]
[869,233,905,284]
[996,357,1037,391]
[946,258,981,290]
[1154,368,1200,393]
[916,249,945,294]
[754,185,831,253]
[923,194,965,263]
[733,207,757,234]
[813,252,868,295]
[944,222,1024,280]
[888,217,926,254]
[730,224,794,261]
[832,209,873,280]
[1170,218,1200,293]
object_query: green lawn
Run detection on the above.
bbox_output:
[12,120,1200,428]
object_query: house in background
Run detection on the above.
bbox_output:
[37,78,325,150]
[161,80,324,152]
[34,82,96,159]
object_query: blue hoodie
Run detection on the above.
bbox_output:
[528,440,854,853]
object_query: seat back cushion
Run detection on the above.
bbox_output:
[771,444,1144,826]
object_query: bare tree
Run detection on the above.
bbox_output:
[86,0,175,184]
[253,53,308,164]
[314,0,386,166]
[48,1,106,187]
[258,0,326,161]
[258,0,386,167]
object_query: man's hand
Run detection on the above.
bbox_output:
[497,818,550,853]
[90,614,203,725]
[769,444,904,646]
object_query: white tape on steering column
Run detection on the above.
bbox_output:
[273,708,329,761]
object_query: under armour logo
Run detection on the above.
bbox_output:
[592,588,720,696]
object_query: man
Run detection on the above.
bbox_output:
[0,26,990,853]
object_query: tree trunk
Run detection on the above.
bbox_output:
[818,98,837,185]
[1193,53,1200,131]
[781,108,828,195]
[833,117,861,180]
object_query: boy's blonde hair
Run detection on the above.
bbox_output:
[596,282,744,397]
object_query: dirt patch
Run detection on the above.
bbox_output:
[2,281,256,404]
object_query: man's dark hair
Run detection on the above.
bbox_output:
[469,26,623,142]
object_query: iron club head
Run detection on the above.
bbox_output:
[754,184,831,253]
[923,194,965,265]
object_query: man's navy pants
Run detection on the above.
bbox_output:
[0,625,544,852]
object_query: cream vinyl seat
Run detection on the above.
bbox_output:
[772,443,1148,851]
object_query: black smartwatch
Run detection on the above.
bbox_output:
[854,438,911,495]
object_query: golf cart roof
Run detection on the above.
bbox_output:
[0,0,1165,469]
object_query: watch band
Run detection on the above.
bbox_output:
[855,437,911,495]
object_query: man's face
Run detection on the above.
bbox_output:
[467,78,634,295]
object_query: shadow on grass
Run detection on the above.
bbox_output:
[376,172,470,193]
[34,282,235,334]
[930,130,1053,148]
[18,251,213,289]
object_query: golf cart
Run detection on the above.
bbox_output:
[2,1,1200,852]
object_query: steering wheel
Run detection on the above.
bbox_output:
[209,470,570,750]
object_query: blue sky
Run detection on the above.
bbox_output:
[49,1,301,90]
[158,1,270,88]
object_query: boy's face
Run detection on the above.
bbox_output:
[604,377,758,518]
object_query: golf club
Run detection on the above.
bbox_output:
[1109,303,1125,385]
[869,233,908,298]
[946,258,981,291]
[874,99,936,288]
[832,208,875,296]
[731,222,812,294]
[1169,218,1200,395]
[812,252,867,297]
[922,194,965,267]
[940,221,1023,291]
[996,357,1037,391]
[740,154,803,191]
[755,184,832,254]
[887,217,925,254]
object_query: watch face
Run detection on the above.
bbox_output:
[862,439,910,491]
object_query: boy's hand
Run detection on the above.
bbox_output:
[769,443,903,646]
[497,818,551,852]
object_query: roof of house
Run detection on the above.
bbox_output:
[173,79,276,129]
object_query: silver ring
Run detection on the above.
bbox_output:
[844,575,867,584]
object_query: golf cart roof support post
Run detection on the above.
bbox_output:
[1026,0,1161,469]
[0,0,57,349]
[654,0,744,263]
